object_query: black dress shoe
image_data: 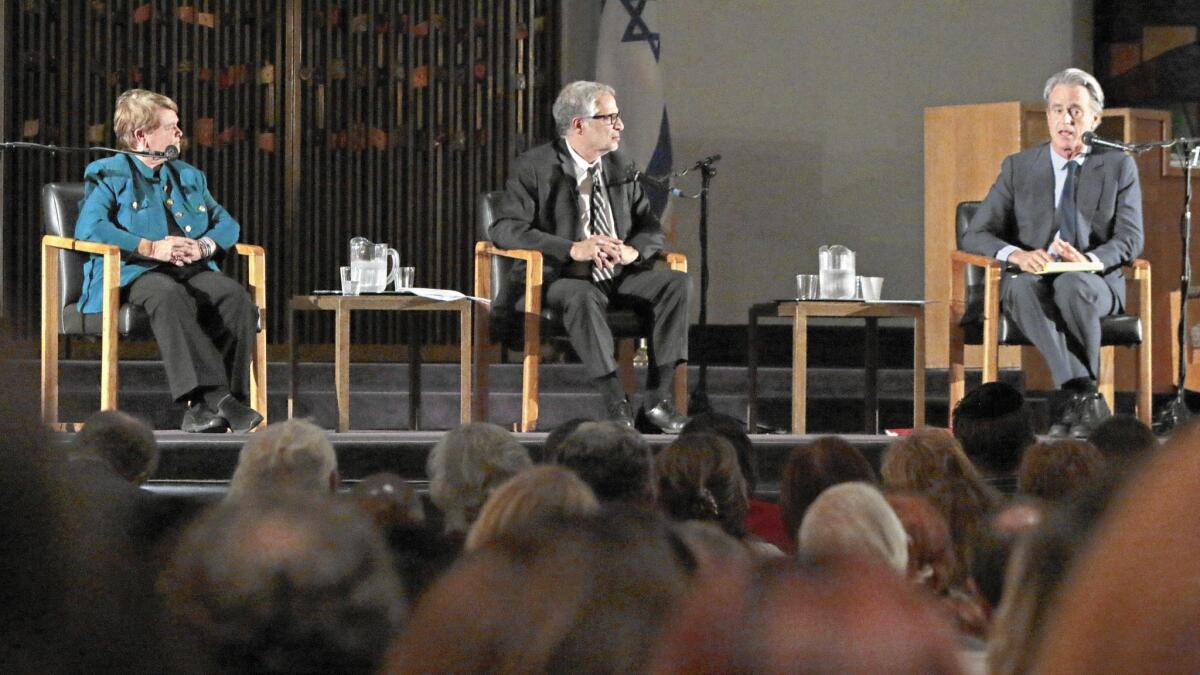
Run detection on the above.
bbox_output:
[181,401,229,433]
[643,399,689,434]
[216,394,264,433]
[1048,393,1080,437]
[1069,392,1111,438]
[605,396,635,429]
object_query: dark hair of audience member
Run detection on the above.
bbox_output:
[348,472,425,530]
[464,464,599,551]
[73,409,160,484]
[680,411,759,492]
[648,557,964,675]
[988,479,1116,675]
[779,436,876,548]
[1086,414,1157,471]
[384,506,695,673]
[1034,424,1200,674]
[656,432,749,538]
[542,417,590,463]
[553,420,656,504]
[887,492,989,638]
[952,381,1035,477]
[881,426,986,493]
[161,495,406,675]
[1017,439,1105,501]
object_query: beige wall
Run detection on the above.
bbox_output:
[563,0,1092,324]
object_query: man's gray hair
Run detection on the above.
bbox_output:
[426,422,533,534]
[228,419,338,501]
[553,80,616,137]
[798,482,909,574]
[1043,68,1105,114]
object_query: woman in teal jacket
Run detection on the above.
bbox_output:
[75,89,262,432]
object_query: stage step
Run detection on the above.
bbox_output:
[46,359,979,433]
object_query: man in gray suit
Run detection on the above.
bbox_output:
[490,81,691,433]
[963,68,1143,437]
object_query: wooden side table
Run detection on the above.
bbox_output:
[289,293,473,432]
[747,300,926,434]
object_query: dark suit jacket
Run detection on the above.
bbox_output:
[489,138,665,285]
[962,143,1144,307]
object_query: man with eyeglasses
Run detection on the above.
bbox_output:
[962,68,1144,437]
[490,80,691,433]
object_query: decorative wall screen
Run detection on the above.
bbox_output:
[0,0,559,346]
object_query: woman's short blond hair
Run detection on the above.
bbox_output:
[113,88,178,149]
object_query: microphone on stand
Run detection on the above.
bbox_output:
[1082,131,1135,153]
[0,141,180,159]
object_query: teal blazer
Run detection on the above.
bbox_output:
[74,154,240,314]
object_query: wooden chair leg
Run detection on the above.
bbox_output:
[1138,341,1153,427]
[674,361,688,415]
[1098,346,1116,414]
[41,242,61,428]
[617,339,637,396]
[520,320,540,433]
[252,327,268,427]
[948,327,966,417]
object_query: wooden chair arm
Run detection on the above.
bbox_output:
[233,242,267,317]
[475,241,544,265]
[950,249,1002,270]
[235,243,266,257]
[43,235,120,256]
[665,251,687,273]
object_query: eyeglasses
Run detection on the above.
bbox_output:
[588,112,621,126]
[1047,105,1088,120]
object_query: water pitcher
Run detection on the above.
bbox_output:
[818,244,856,299]
[349,237,400,293]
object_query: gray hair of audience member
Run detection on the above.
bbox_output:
[465,465,599,551]
[552,80,616,136]
[160,495,406,675]
[349,472,426,530]
[72,409,159,484]
[1043,67,1104,113]
[426,422,532,534]
[227,419,338,501]
[798,482,909,574]
[553,420,656,504]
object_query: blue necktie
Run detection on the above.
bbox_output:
[1057,161,1080,249]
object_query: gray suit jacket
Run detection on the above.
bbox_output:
[962,143,1144,306]
[489,138,664,285]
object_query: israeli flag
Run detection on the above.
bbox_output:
[596,0,672,216]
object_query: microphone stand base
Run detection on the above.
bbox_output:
[1153,393,1192,435]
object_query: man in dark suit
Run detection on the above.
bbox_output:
[963,68,1144,437]
[490,81,690,432]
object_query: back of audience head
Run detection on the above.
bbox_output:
[779,435,876,549]
[885,492,956,593]
[426,421,532,534]
[464,464,599,551]
[881,426,984,493]
[386,506,694,673]
[1017,438,1105,501]
[73,409,159,484]
[952,382,1035,478]
[161,495,406,675]
[542,416,589,463]
[989,484,1112,675]
[680,411,759,492]
[228,418,338,501]
[553,420,655,505]
[349,472,425,530]
[925,475,1002,586]
[1086,414,1157,471]
[1033,423,1200,674]
[969,500,1042,610]
[656,432,748,538]
[798,482,908,574]
[649,557,964,674]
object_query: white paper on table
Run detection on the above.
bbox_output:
[403,287,491,303]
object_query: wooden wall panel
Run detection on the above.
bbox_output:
[1,0,559,348]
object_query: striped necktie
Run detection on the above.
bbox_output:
[588,165,616,283]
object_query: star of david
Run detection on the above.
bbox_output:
[619,0,661,61]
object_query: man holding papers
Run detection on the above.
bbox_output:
[962,68,1144,437]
